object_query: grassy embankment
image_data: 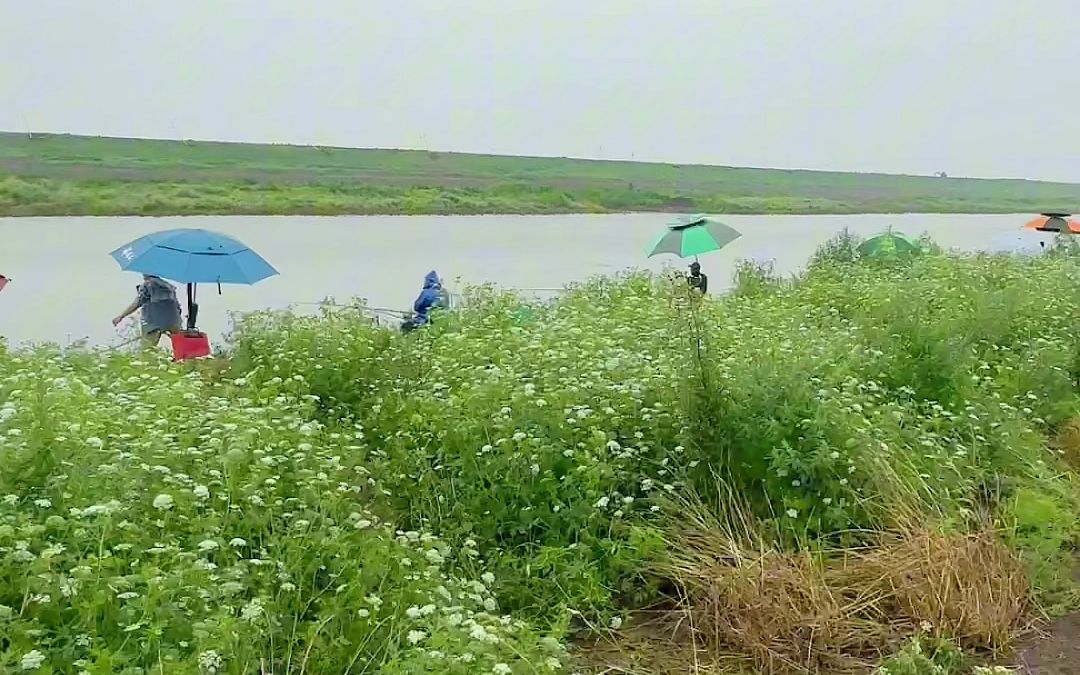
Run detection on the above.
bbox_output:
[2,132,1080,216]
[0,234,1078,673]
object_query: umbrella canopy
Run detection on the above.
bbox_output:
[646,215,742,259]
[110,228,278,284]
[857,230,919,258]
[110,228,277,333]
[1023,213,1080,234]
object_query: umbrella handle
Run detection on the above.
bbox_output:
[185,283,199,333]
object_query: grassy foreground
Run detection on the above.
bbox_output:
[0,235,1078,673]
[3,132,1080,216]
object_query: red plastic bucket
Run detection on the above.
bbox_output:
[171,332,211,361]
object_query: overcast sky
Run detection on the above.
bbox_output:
[2,0,1078,181]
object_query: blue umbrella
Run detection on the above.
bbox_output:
[110,228,278,332]
[110,229,277,283]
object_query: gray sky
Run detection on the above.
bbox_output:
[2,0,1078,181]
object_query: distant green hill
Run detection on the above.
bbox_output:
[1,132,1077,216]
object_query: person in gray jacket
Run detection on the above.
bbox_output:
[112,274,182,347]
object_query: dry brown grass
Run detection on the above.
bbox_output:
[660,503,891,674]
[590,497,1033,675]
[851,528,1030,651]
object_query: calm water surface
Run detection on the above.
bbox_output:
[0,213,1051,347]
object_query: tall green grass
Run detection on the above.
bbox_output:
[231,242,1080,618]
[0,236,1077,671]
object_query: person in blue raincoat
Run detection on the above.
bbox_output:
[401,271,448,334]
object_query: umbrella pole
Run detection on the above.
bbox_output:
[185,283,197,333]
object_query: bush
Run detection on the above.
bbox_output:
[0,349,564,673]
[730,257,784,298]
[228,250,1078,620]
[2,241,1077,670]
[808,227,863,269]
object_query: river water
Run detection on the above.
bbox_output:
[0,213,1053,347]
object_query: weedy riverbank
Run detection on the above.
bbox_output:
[0,234,1078,673]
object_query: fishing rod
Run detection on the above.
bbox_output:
[281,302,412,320]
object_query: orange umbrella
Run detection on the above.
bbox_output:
[1023,213,1080,234]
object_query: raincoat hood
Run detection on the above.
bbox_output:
[411,271,447,326]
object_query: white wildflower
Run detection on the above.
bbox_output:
[197,650,223,674]
[241,597,264,622]
[41,544,65,559]
[20,650,46,670]
[152,494,174,511]
[59,577,79,598]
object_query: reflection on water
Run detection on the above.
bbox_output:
[0,213,1051,347]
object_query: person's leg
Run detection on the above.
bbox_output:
[141,329,163,349]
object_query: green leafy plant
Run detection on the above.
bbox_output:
[875,633,968,675]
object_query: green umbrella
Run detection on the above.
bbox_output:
[511,305,536,326]
[857,230,919,258]
[646,215,742,260]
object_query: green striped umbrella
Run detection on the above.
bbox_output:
[857,230,919,258]
[646,215,742,260]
